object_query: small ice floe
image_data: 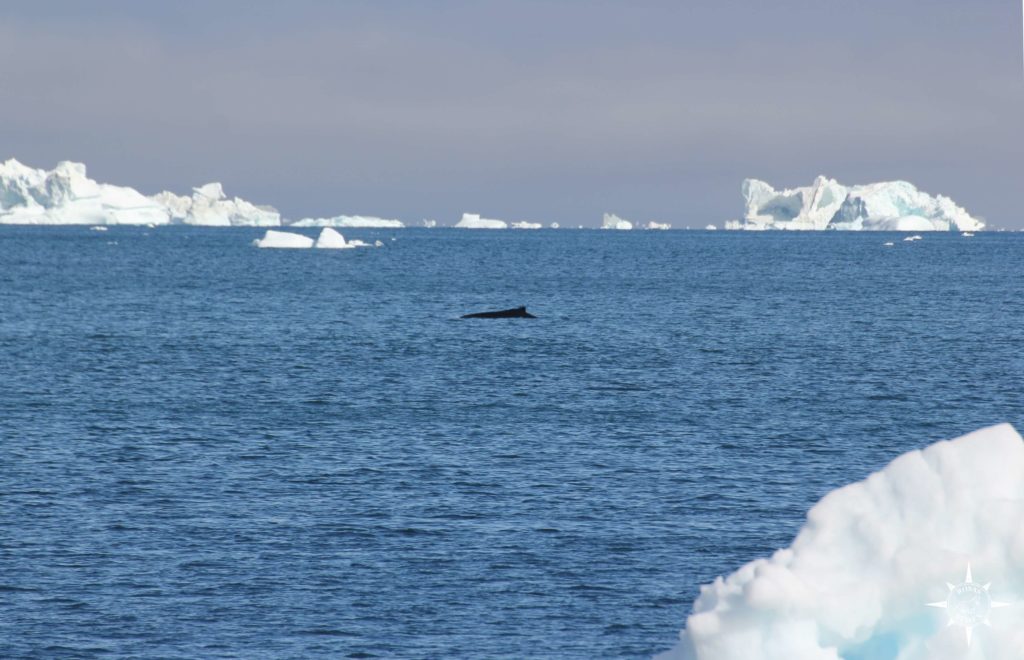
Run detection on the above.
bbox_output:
[550,222,560,229]
[254,230,314,249]
[146,223,157,229]
[705,224,718,230]
[511,221,542,230]
[903,235,922,242]
[645,221,671,230]
[962,231,975,237]
[374,240,384,247]
[883,241,894,246]
[89,226,108,232]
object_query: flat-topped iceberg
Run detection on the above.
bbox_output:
[657,423,1024,660]
[290,214,404,228]
[602,213,633,230]
[511,221,542,229]
[727,176,983,231]
[455,212,507,229]
[254,230,314,249]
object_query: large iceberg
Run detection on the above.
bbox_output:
[454,212,507,229]
[0,158,279,226]
[290,214,404,228]
[726,176,984,231]
[153,182,280,227]
[657,423,1024,660]
[602,213,633,230]
[0,159,170,225]
[254,230,314,249]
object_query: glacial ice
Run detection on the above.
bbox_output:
[313,227,352,249]
[726,176,984,232]
[291,214,404,228]
[455,213,507,229]
[0,159,171,225]
[646,221,671,230]
[602,213,633,230]
[154,182,280,227]
[657,423,1024,660]
[511,221,542,229]
[254,230,314,249]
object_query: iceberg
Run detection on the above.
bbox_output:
[455,212,507,229]
[0,159,170,225]
[550,222,560,229]
[726,176,983,231]
[602,213,633,230]
[313,227,352,249]
[153,182,280,227]
[421,219,437,228]
[290,214,404,228]
[511,221,542,229]
[254,230,314,249]
[0,158,281,226]
[645,221,672,230]
[657,423,1024,660]
[705,224,718,231]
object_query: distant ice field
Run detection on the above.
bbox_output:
[2,227,1023,658]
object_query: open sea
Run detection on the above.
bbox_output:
[2,226,1023,659]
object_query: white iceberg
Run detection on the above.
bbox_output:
[602,213,633,230]
[0,159,171,225]
[153,182,280,227]
[421,219,437,228]
[705,224,718,231]
[455,212,507,229]
[290,214,404,228]
[254,229,314,249]
[550,222,560,229]
[726,176,983,232]
[511,221,542,230]
[646,221,672,230]
[658,423,1024,660]
[313,227,352,249]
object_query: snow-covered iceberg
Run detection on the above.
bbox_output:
[0,159,170,225]
[254,230,314,249]
[153,182,280,227]
[726,176,983,231]
[455,212,507,229]
[602,213,633,230]
[657,423,1024,660]
[290,214,404,228]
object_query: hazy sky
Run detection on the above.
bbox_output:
[1,0,1022,227]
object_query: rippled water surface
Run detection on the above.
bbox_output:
[3,227,1023,658]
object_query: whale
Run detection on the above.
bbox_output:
[461,306,536,319]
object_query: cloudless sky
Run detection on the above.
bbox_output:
[1,0,1021,227]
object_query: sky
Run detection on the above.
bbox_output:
[1,0,1022,227]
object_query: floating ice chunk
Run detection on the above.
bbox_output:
[883,241,895,246]
[313,227,352,249]
[962,232,975,237]
[291,214,404,228]
[89,225,108,232]
[705,224,718,231]
[421,219,437,228]
[657,423,1024,660]
[550,222,560,229]
[156,183,281,227]
[727,176,983,232]
[0,158,171,225]
[455,212,507,229]
[646,221,672,230]
[903,235,923,242]
[511,221,542,229]
[602,213,633,230]
[374,240,384,247]
[254,230,314,249]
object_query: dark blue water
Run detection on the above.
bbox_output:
[2,227,1023,658]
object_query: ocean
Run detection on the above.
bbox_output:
[2,226,1022,658]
